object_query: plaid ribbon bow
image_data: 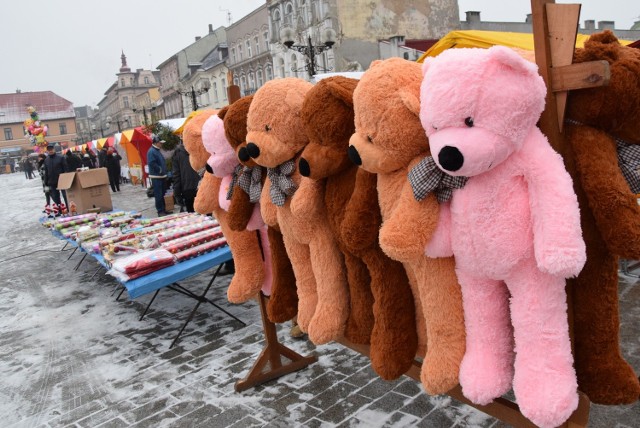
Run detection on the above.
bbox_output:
[617,139,640,194]
[267,159,297,206]
[226,164,263,203]
[408,156,468,203]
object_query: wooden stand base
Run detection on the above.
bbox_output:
[235,292,317,392]
[338,338,590,428]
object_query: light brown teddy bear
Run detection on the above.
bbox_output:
[298,76,418,379]
[219,96,299,323]
[245,77,350,345]
[182,110,265,303]
[348,58,466,395]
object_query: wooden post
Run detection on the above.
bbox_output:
[235,292,317,392]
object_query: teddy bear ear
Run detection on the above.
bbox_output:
[325,78,356,107]
[218,105,229,121]
[369,59,383,70]
[487,45,539,77]
[398,89,420,117]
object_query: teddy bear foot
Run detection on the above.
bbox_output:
[295,298,318,334]
[459,352,513,405]
[420,357,461,396]
[306,309,347,345]
[577,361,640,405]
[515,378,578,428]
[226,275,264,304]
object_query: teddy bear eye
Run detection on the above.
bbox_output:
[265,125,271,131]
[432,125,438,130]
[367,135,373,143]
[464,117,474,127]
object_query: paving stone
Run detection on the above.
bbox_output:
[316,392,372,425]
[357,377,402,400]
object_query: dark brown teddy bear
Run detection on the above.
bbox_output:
[219,96,298,323]
[297,76,419,378]
[564,30,640,405]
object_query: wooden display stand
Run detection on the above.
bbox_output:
[235,292,318,392]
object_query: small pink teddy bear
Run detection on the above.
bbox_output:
[419,46,586,428]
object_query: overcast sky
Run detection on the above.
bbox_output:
[1,0,637,108]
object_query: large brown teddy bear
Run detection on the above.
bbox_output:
[182,110,265,303]
[298,76,418,379]
[348,58,466,395]
[219,97,298,322]
[246,77,350,345]
[563,31,640,405]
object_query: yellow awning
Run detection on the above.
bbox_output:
[418,30,634,61]
[174,110,205,135]
[96,137,108,149]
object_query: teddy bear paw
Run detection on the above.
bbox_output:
[538,245,586,278]
[514,373,579,428]
[379,223,426,262]
[459,352,514,405]
[420,358,460,395]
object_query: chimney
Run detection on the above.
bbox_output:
[195,36,201,41]
[525,14,532,24]
[389,35,405,58]
[584,20,595,30]
[598,20,615,30]
[465,11,481,24]
[209,24,214,33]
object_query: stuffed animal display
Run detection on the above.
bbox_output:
[246,78,350,345]
[348,58,465,393]
[182,110,266,304]
[563,31,640,405]
[419,46,586,428]
[219,97,299,323]
[298,76,418,379]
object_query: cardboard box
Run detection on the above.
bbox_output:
[164,194,175,212]
[58,168,113,214]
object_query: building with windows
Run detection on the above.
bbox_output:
[267,0,459,79]
[461,11,640,41]
[94,52,160,136]
[0,91,77,153]
[227,4,272,97]
[157,25,227,118]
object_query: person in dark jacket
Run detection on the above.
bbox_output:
[65,150,83,172]
[85,147,97,167]
[104,148,122,192]
[37,153,51,207]
[172,142,201,212]
[147,135,168,215]
[43,143,67,206]
[98,146,108,168]
[81,153,94,169]
[22,157,34,179]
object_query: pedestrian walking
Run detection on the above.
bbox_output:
[172,142,201,213]
[43,143,67,207]
[37,153,51,208]
[65,150,83,172]
[147,135,168,216]
[104,148,122,192]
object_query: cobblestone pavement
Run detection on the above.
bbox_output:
[0,173,638,427]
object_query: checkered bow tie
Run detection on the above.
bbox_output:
[267,159,298,206]
[616,139,640,194]
[408,156,468,203]
[226,164,263,203]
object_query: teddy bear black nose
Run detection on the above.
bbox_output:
[438,146,464,172]
[238,147,250,162]
[348,146,362,166]
[246,143,260,158]
[205,163,214,174]
[298,158,311,177]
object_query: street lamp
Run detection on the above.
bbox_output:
[132,106,156,126]
[280,26,336,78]
[106,116,130,132]
[91,123,106,138]
[175,81,211,112]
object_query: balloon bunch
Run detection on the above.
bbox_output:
[24,106,48,147]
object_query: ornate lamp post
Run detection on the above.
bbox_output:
[280,26,336,78]
[175,81,211,112]
[106,116,130,132]
[132,106,156,126]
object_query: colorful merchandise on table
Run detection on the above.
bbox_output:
[108,249,176,281]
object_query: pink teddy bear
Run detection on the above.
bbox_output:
[202,114,273,297]
[419,46,586,428]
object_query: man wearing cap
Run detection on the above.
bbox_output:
[43,143,67,207]
[147,135,169,216]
